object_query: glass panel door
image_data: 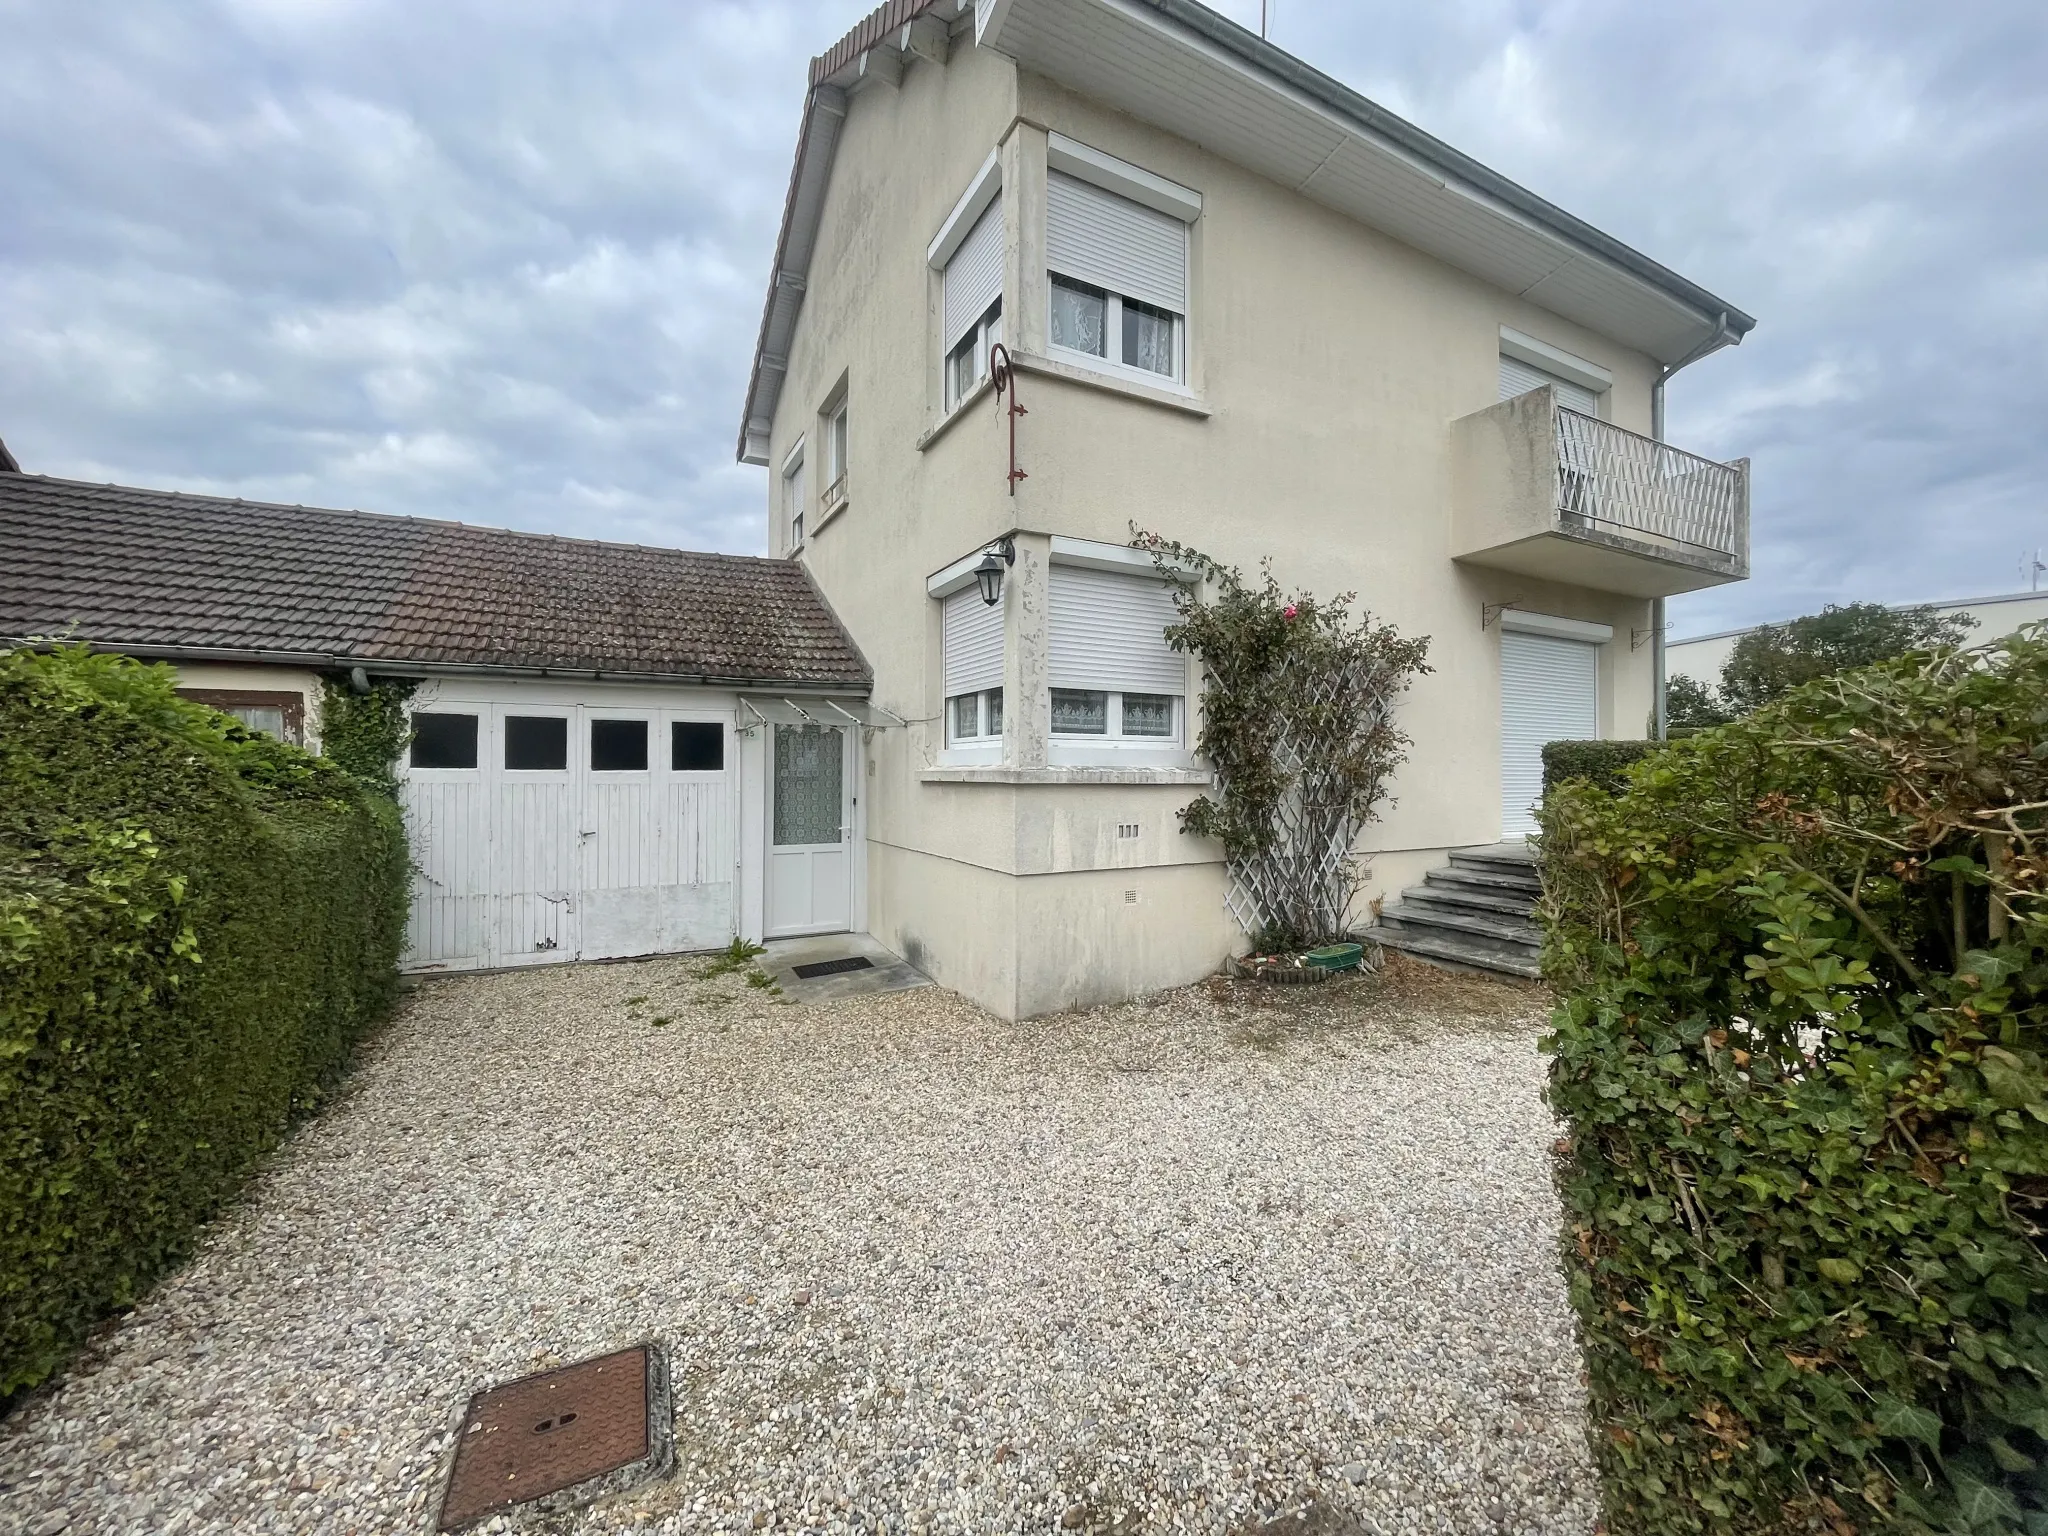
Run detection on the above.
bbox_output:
[773,724,845,846]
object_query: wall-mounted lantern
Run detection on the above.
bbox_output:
[975,536,1016,607]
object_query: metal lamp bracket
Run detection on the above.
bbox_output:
[1482,599,1525,630]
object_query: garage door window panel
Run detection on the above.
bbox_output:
[410,712,479,770]
[671,720,726,774]
[504,715,569,772]
[590,718,650,772]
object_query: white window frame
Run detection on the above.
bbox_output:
[1050,689,1182,750]
[821,396,849,517]
[945,300,1004,411]
[1047,275,1185,387]
[781,438,806,554]
[944,686,1004,762]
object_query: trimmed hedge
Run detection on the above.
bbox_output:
[1,648,409,1402]
[1538,630,2048,1533]
[1542,738,1661,797]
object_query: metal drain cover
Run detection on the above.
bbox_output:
[791,955,874,979]
[438,1344,670,1531]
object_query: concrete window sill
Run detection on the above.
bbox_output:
[1007,350,1211,419]
[919,765,1213,786]
[915,375,997,452]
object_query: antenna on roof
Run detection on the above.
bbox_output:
[1260,0,1270,38]
[2025,549,2047,593]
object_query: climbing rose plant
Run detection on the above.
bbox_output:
[1134,529,1431,948]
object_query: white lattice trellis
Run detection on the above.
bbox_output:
[1217,652,1395,944]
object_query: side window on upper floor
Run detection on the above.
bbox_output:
[943,196,1004,410]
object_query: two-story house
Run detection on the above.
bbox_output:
[736,0,1754,1019]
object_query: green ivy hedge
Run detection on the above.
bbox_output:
[1538,630,2048,1533]
[0,647,410,1402]
[1542,738,1661,797]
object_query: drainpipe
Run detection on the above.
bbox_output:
[1649,313,1737,740]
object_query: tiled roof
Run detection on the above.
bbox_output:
[0,473,870,688]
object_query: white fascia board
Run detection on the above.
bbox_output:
[1501,609,1615,644]
[1049,534,1198,580]
[927,546,991,598]
[1499,326,1614,392]
[928,149,1004,268]
[1047,132,1202,222]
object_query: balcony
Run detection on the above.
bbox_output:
[1451,387,1749,598]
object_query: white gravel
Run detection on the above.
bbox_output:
[0,954,1596,1536]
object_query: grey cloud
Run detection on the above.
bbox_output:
[4,1,2044,631]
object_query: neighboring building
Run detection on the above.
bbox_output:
[1670,591,2048,688]
[0,470,875,973]
[737,0,1755,1016]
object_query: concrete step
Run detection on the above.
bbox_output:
[1378,903,1540,952]
[1426,864,1543,900]
[1371,925,1544,980]
[1412,877,1537,918]
[1447,851,1542,891]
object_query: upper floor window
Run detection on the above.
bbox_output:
[781,439,806,552]
[822,395,849,512]
[1045,159,1193,386]
[943,195,1004,409]
[1499,353,1601,416]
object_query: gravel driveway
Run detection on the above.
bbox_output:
[0,953,1595,1536]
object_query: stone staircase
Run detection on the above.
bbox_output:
[1369,842,1543,979]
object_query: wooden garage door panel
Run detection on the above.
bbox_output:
[400,702,736,970]
[1501,631,1599,837]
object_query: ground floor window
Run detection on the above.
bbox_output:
[948,687,1004,744]
[1050,688,1178,742]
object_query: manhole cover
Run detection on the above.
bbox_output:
[791,955,874,979]
[438,1344,671,1531]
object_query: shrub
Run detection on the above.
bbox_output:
[1132,528,1430,947]
[1538,628,2048,1534]
[1542,739,1660,798]
[0,647,409,1402]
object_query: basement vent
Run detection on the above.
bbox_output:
[791,955,875,980]
[1125,889,1139,905]
[1118,823,1139,839]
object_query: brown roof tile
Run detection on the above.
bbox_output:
[0,474,870,688]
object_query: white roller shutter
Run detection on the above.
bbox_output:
[943,588,1004,697]
[1047,171,1187,314]
[1500,629,1600,837]
[1499,353,1598,415]
[944,199,1004,349]
[1049,565,1185,694]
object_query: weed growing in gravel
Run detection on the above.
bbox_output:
[649,1016,672,1028]
[624,995,649,1006]
[744,968,781,994]
[698,939,767,979]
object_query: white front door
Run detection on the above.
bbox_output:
[767,723,852,938]
[1500,629,1600,837]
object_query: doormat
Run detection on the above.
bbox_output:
[790,955,875,980]
[438,1344,671,1531]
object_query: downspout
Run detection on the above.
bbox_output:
[1649,313,1737,740]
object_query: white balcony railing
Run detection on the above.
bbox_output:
[1554,408,1745,561]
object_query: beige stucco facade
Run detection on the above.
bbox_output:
[759,22,1744,1018]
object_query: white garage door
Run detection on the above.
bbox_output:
[1500,630,1599,837]
[402,700,736,969]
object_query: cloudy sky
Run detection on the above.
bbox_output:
[3,1,2042,636]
